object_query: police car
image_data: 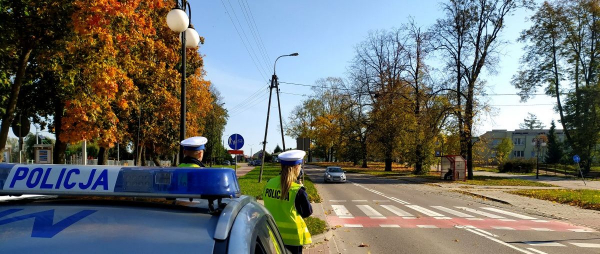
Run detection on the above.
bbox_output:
[0,164,287,254]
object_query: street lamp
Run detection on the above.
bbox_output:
[532,136,547,179]
[258,53,299,182]
[166,0,201,163]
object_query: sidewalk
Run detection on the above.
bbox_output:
[433,170,600,230]
[473,170,600,190]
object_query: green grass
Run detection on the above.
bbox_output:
[463,176,556,187]
[510,189,600,211]
[238,163,321,202]
[305,217,328,235]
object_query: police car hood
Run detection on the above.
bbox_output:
[0,196,219,253]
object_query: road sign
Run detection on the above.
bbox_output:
[573,155,580,163]
[11,115,30,138]
[435,151,441,157]
[228,134,244,150]
[228,150,244,155]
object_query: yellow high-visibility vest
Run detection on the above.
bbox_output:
[178,163,200,167]
[263,175,312,246]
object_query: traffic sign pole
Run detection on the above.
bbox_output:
[573,155,586,186]
[228,134,244,174]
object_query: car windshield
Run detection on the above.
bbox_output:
[328,167,343,173]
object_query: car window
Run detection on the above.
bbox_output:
[266,222,283,254]
[328,167,342,172]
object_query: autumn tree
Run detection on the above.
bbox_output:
[0,0,74,162]
[202,88,228,166]
[513,0,600,173]
[433,0,532,179]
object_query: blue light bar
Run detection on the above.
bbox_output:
[0,164,240,199]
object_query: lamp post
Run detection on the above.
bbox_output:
[532,136,547,179]
[258,53,299,182]
[166,0,201,164]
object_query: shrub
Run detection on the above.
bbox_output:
[498,158,537,173]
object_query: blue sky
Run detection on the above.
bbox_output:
[12,0,556,158]
[196,0,556,156]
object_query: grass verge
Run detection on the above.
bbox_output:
[510,189,600,211]
[463,176,556,187]
[238,163,322,202]
[305,217,328,235]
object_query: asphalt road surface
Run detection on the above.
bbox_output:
[304,165,600,254]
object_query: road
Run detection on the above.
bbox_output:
[304,165,600,254]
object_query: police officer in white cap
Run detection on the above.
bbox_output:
[263,150,312,254]
[178,136,207,167]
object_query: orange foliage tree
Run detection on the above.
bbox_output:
[59,0,212,165]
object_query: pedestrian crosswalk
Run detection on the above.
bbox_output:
[324,201,596,232]
[328,201,535,221]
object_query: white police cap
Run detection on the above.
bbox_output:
[278,150,306,166]
[180,136,208,151]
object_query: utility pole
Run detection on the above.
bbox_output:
[259,53,298,182]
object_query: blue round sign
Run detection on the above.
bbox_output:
[228,134,244,150]
[573,155,580,163]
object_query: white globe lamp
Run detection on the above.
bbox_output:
[166,8,189,33]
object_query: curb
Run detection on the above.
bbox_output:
[310,227,334,245]
[451,189,512,205]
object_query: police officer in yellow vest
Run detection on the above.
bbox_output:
[263,150,312,254]
[178,136,207,167]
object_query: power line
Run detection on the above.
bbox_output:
[220,0,269,81]
[228,85,270,116]
[238,0,271,70]
[280,81,558,97]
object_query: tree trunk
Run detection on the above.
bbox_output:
[53,101,67,164]
[414,144,424,175]
[0,48,33,162]
[136,144,143,166]
[384,158,392,172]
[361,141,368,168]
[98,147,108,165]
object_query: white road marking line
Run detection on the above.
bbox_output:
[464,228,535,254]
[329,200,346,202]
[352,200,367,202]
[406,205,445,217]
[473,228,499,237]
[344,224,363,228]
[389,197,410,204]
[499,219,517,222]
[434,217,452,220]
[569,229,596,232]
[380,224,400,228]
[532,228,553,232]
[431,206,474,218]
[481,207,537,220]
[523,241,566,247]
[381,205,414,217]
[492,226,515,230]
[332,205,354,218]
[466,218,484,220]
[532,220,548,223]
[402,217,417,219]
[455,207,505,219]
[570,243,600,248]
[357,205,386,219]
[373,200,390,202]
[417,225,438,228]
[526,248,548,254]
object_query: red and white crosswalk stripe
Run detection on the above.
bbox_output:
[324,202,595,233]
